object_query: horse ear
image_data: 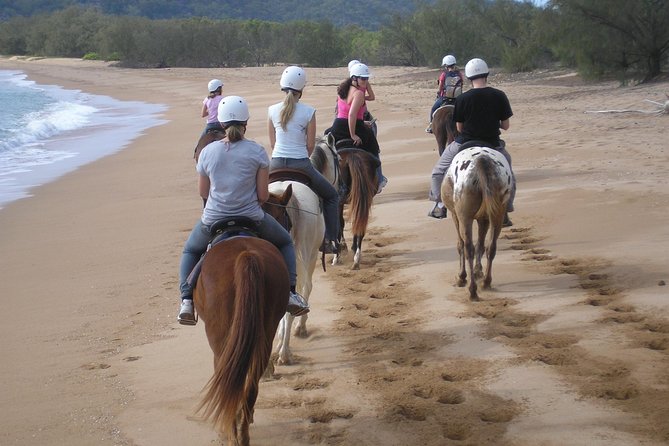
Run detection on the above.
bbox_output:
[326,132,335,147]
[281,184,293,204]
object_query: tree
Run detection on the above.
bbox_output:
[551,0,669,81]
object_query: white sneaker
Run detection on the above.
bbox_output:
[287,291,310,316]
[178,299,197,325]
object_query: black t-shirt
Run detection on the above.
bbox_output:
[453,86,513,146]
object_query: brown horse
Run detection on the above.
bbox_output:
[333,147,378,270]
[193,236,289,445]
[432,105,458,156]
[440,147,513,300]
[194,129,225,162]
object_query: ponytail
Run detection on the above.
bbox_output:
[337,78,353,100]
[279,91,299,131]
[223,122,246,142]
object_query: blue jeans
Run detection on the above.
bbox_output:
[270,157,340,241]
[201,122,224,136]
[179,213,297,299]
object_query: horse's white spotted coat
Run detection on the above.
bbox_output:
[447,147,513,197]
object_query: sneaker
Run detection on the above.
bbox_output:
[377,176,388,194]
[502,213,513,227]
[319,239,339,254]
[178,299,197,325]
[425,124,433,134]
[287,291,310,317]
[428,203,447,219]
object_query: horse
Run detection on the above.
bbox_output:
[262,134,339,365]
[432,104,458,156]
[192,235,289,445]
[330,144,378,270]
[440,146,513,300]
[193,129,225,162]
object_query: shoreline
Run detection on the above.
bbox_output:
[0,68,168,209]
[0,57,668,445]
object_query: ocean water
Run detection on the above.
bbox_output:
[0,70,167,209]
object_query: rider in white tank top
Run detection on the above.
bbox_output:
[268,101,315,158]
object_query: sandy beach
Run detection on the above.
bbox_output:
[0,57,668,445]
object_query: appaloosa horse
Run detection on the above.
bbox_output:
[193,235,289,446]
[440,146,512,300]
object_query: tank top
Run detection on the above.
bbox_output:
[336,90,365,121]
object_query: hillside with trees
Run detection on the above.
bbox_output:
[0,0,667,83]
[0,0,423,29]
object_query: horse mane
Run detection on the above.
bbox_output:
[310,144,327,174]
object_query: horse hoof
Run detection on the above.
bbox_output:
[276,355,292,366]
[470,294,480,301]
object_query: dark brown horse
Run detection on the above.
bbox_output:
[333,147,378,270]
[193,236,289,445]
[440,147,512,300]
[432,104,458,156]
[194,129,225,162]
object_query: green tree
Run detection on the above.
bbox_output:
[551,0,669,81]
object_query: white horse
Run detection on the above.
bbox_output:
[440,146,512,300]
[269,134,339,365]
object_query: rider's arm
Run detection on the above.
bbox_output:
[198,174,210,200]
[201,101,208,118]
[456,122,464,133]
[306,113,316,156]
[256,167,269,204]
[365,83,375,102]
[267,118,276,150]
[500,119,510,131]
[348,91,364,145]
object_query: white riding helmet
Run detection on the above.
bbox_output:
[208,78,223,92]
[465,58,489,79]
[350,62,371,78]
[442,55,456,66]
[347,59,360,73]
[217,95,249,123]
[280,66,306,91]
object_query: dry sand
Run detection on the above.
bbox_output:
[0,57,668,445]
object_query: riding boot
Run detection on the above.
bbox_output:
[503,213,513,227]
[376,165,388,194]
[287,288,310,316]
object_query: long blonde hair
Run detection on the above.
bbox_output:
[279,91,300,131]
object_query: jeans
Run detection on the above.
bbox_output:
[201,122,224,136]
[430,141,515,212]
[179,213,297,299]
[270,157,340,241]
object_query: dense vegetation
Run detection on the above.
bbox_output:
[0,0,667,82]
[0,0,421,29]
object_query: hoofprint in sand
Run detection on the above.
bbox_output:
[0,58,667,445]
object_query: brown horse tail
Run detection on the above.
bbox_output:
[196,250,268,438]
[347,154,376,236]
[476,156,505,221]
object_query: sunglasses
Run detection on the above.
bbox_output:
[357,77,369,81]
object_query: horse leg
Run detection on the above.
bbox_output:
[483,219,503,290]
[450,214,467,287]
[332,203,346,265]
[276,314,294,365]
[294,280,312,338]
[352,235,362,270]
[474,218,489,280]
[458,218,478,300]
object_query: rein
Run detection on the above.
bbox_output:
[264,201,320,217]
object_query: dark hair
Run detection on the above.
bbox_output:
[337,78,354,100]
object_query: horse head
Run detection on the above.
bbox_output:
[312,133,340,186]
[263,184,293,232]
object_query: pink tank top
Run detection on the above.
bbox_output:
[336,91,365,121]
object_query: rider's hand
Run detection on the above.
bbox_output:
[352,135,362,146]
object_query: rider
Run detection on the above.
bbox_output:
[426,55,463,134]
[178,95,309,325]
[428,58,516,225]
[328,62,387,193]
[267,66,341,255]
[200,79,224,136]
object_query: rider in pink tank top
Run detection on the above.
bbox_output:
[336,94,365,120]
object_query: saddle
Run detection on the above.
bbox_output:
[457,139,507,152]
[269,168,312,187]
[186,217,259,288]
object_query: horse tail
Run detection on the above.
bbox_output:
[475,155,505,222]
[197,250,268,437]
[347,154,375,236]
